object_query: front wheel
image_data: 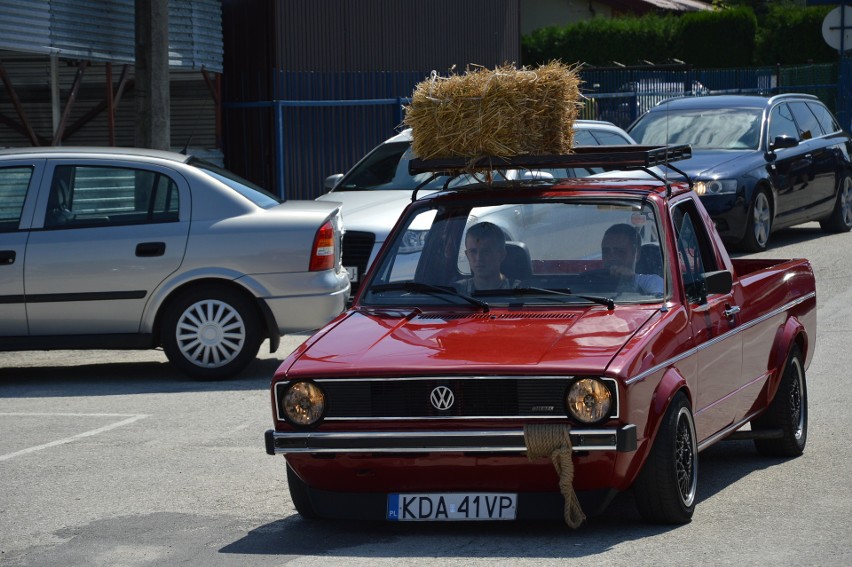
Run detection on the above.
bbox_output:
[161,284,263,379]
[633,392,697,524]
[740,187,772,252]
[751,345,808,457]
[820,174,852,233]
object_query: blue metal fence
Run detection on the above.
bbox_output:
[223,63,843,200]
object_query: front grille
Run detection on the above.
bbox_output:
[297,376,617,420]
[342,231,375,294]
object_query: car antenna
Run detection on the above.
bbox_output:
[180,135,194,155]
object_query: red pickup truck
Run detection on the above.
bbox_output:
[265,146,816,525]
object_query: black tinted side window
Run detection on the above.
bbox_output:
[806,102,840,135]
[789,101,823,139]
[768,103,800,142]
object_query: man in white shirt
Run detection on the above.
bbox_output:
[601,223,664,296]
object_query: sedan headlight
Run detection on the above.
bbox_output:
[565,378,613,424]
[399,229,428,254]
[694,179,738,195]
[281,381,326,426]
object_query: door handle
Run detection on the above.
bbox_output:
[135,242,166,257]
[724,304,741,319]
[0,250,16,265]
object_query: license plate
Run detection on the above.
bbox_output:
[344,266,358,282]
[387,493,517,521]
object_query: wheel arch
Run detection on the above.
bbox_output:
[151,277,277,350]
[763,318,808,408]
[620,367,692,488]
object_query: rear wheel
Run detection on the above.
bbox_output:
[161,285,262,379]
[820,174,852,233]
[751,345,807,457]
[741,187,772,252]
[633,392,697,524]
[287,463,319,519]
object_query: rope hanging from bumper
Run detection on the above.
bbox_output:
[524,423,586,528]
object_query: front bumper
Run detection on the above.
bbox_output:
[265,425,637,455]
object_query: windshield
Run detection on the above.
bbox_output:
[334,138,609,193]
[189,157,282,208]
[361,197,666,308]
[630,108,763,150]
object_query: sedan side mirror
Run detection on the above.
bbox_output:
[769,135,799,152]
[324,173,344,191]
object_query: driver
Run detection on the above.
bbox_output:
[457,222,517,293]
[601,223,664,295]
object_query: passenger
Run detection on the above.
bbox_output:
[601,223,664,295]
[457,221,518,293]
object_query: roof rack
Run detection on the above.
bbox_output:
[408,144,692,200]
[408,144,692,175]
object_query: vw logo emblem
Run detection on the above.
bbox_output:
[430,385,455,410]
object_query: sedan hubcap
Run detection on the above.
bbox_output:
[753,192,771,247]
[176,299,246,368]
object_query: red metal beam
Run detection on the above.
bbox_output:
[0,63,40,146]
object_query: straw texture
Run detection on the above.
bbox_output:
[404,62,583,162]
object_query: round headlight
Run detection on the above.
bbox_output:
[281,381,326,426]
[565,378,612,424]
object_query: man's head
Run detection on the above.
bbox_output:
[602,223,641,271]
[464,222,506,282]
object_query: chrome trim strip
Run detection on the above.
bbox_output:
[626,292,815,385]
[312,375,578,382]
[268,427,630,454]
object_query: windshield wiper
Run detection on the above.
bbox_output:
[476,286,615,310]
[369,282,490,312]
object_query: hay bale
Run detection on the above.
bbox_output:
[404,62,583,162]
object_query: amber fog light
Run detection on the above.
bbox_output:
[565,378,612,424]
[281,381,326,426]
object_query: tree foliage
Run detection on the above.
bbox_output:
[522,4,837,68]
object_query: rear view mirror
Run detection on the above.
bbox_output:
[324,173,344,191]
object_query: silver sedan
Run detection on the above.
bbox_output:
[0,147,350,379]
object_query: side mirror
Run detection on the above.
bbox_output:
[324,173,344,191]
[769,135,798,152]
[703,270,733,295]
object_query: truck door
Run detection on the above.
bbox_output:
[673,199,743,441]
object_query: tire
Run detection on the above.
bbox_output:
[161,284,263,380]
[820,174,852,233]
[740,187,772,252]
[287,463,319,519]
[751,345,808,458]
[633,392,697,524]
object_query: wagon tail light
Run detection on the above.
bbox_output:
[309,220,337,271]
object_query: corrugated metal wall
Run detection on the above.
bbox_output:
[0,1,221,156]
[0,0,222,72]
[272,0,520,72]
[221,0,521,198]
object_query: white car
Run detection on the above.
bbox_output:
[0,147,350,379]
[318,120,636,295]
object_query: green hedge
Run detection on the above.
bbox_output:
[522,4,837,68]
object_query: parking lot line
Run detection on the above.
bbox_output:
[0,413,148,462]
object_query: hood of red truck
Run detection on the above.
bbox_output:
[280,305,659,378]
